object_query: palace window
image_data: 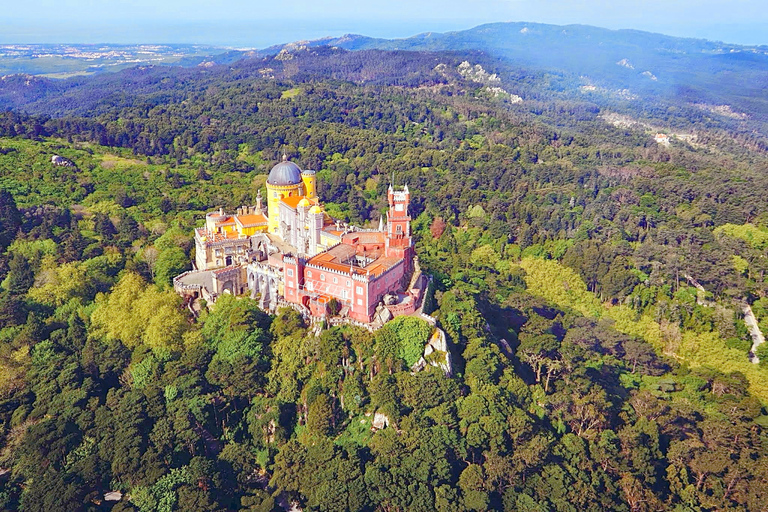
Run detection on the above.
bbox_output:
[287,268,294,277]
[307,271,312,277]
[306,282,314,291]
[333,276,338,284]
[320,274,325,281]
[395,203,404,211]
[356,286,364,294]
[357,298,363,306]
[287,281,293,288]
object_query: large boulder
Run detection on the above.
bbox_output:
[51,155,75,167]
[372,412,390,430]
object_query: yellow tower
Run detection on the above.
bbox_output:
[301,169,317,199]
[266,155,303,233]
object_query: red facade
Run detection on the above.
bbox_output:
[283,185,413,323]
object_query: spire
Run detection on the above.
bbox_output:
[255,189,263,213]
[282,153,288,162]
[378,215,384,232]
[403,183,409,194]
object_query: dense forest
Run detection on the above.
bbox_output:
[0,45,768,511]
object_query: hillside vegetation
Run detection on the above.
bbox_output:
[0,44,767,511]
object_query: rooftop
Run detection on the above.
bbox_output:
[235,213,268,227]
[307,242,400,278]
[342,231,386,246]
[280,195,318,210]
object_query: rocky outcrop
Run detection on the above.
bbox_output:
[372,412,390,430]
[51,155,76,168]
[104,491,122,502]
[497,338,514,358]
[372,303,393,325]
[411,327,452,376]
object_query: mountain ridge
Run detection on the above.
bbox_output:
[257,21,768,120]
[262,21,768,58]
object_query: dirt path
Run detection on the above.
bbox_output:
[742,302,765,364]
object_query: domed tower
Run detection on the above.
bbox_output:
[266,155,303,233]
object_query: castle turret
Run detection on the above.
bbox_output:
[255,189,264,214]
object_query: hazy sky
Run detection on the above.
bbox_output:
[2,0,766,46]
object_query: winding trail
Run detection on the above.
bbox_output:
[685,273,765,364]
[741,302,766,364]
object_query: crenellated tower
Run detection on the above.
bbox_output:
[385,183,413,272]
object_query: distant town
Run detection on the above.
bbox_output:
[0,44,232,77]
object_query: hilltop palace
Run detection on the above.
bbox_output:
[174,156,428,326]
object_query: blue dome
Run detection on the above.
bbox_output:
[267,156,302,186]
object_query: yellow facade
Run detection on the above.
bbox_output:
[320,231,339,248]
[240,226,262,237]
[266,181,303,233]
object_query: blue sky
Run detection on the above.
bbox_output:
[2,0,766,46]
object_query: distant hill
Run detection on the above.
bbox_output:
[0,48,494,116]
[2,22,767,122]
[1,21,767,143]
[263,22,768,120]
